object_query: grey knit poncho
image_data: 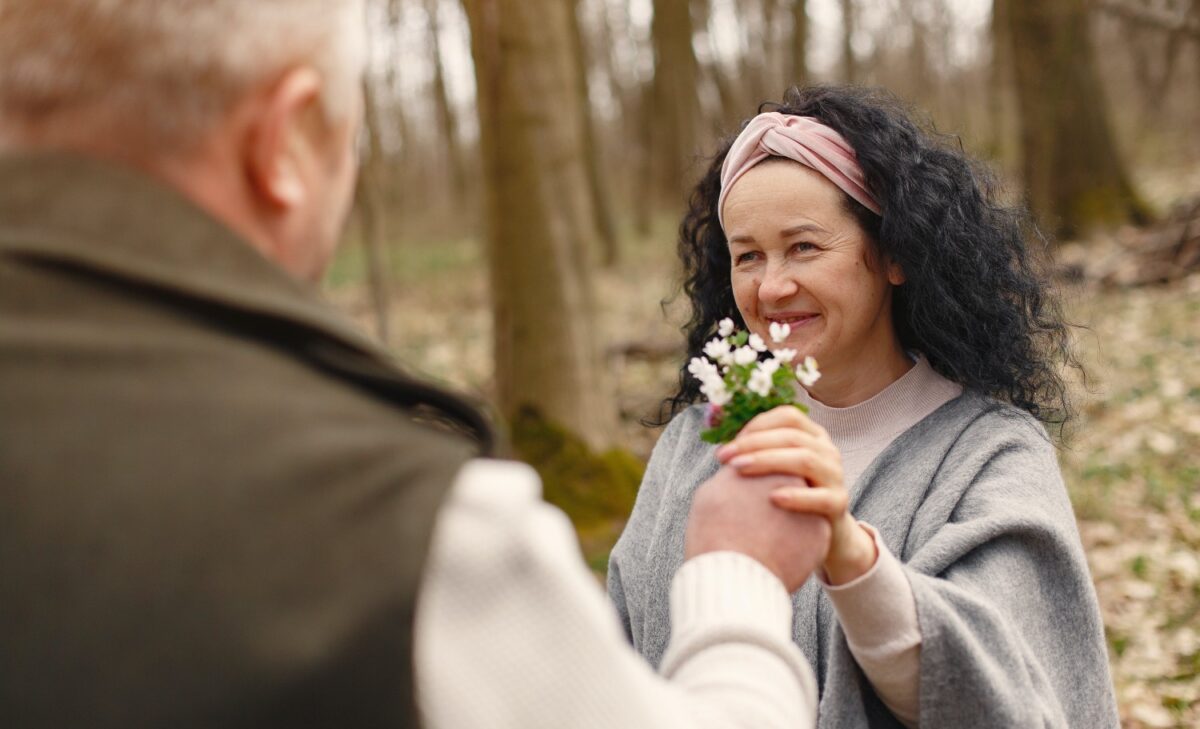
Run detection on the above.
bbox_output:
[608,392,1119,728]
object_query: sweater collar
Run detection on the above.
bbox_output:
[797,355,964,452]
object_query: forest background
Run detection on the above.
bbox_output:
[325,2,1200,726]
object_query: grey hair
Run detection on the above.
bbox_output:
[0,0,367,151]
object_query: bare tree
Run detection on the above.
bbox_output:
[571,0,620,266]
[988,0,1017,165]
[791,0,809,88]
[1008,0,1150,238]
[425,0,468,200]
[461,0,617,447]
[694,0,744,128]
[649,0,702,205]
[840,0,858,83]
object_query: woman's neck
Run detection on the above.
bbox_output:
[806,344,914,408]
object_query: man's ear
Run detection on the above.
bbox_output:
[245,67,324,210]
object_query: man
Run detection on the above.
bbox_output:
[0,2,830,727]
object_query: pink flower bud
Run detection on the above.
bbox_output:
[704,402,724,428]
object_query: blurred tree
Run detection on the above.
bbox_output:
[649,0,701,206]
[694,0,742,127]
[988,0,1017,164]
[791,0,809,88]
[736,0,776,111]
[1123,0,1196,110]
[461,0,617,448]
[357,76,393,343]
[1008,0,1149,238]
[571,0,620,267]
[840,0,858,83]
[425,0,468,200]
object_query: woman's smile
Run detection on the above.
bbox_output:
[764,312,820,328]
[722,159,909,404]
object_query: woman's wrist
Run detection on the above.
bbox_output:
[823,515,879,585]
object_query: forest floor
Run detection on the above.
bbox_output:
[327,171,1200,728]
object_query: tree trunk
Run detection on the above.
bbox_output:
[633,80,655,236]
[735,0,775,110]
[693,0,742,130]
[1008,0,1150,239]
[650,0,701,207]
[570,0,620,267]
[357,77,393,344]
[380,0,415,222]
[988,0,1015,165]
[426,0,468,201]
[790,0,809,88]
[840,0,858,84]
[462,0,616,448]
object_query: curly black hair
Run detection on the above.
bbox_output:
[655,85,1079,428]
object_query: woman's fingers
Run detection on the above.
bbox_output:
[768,486,849,521]
[728,447,843,488]
[715,429,822,463]
[739,405,826,439]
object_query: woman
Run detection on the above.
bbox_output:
[607,86,1118,729]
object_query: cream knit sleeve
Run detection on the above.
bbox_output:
[415,459,818,729]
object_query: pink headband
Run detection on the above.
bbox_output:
[717,112,881,231]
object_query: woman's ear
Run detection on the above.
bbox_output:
[887,259,906,286]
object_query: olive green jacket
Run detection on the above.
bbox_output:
[0,153,491,728]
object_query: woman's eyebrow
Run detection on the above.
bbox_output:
[780,223,826,237]
[729,223,826,245]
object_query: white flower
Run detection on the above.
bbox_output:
[732,346,758,366]
[748,333,767,352]
[758,358,781,377]
[688,356,719,383]
[701,379,732,407]
[718,318,735,337]
[769,321,791,343]
[703,337,733,365]
[796,356,821,388]
[772,348,797,363]
[748,368,773,397]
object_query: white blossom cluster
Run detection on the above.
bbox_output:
[687,318,821,407]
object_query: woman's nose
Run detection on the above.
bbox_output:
[757,262,799,304]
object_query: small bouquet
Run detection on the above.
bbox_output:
[689,318,821,444]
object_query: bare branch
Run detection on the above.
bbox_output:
[1093,0,1200,41]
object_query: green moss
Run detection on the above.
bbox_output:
[510,407,645,571]
[1064,184,1154,238]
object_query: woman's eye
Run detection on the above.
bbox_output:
[734,251,760,265]
[791,242,817,254]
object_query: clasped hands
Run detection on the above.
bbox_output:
[685,406,878,592]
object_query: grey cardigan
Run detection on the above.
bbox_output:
[608,392,1119,728]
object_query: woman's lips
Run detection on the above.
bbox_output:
[766,313,818,327]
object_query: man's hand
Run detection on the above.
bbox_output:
[685,467,831,593]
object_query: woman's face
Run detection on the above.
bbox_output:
[722,159,907,401]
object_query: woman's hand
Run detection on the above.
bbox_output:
[714,405,878,585]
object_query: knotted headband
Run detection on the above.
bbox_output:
[717,112,881,231]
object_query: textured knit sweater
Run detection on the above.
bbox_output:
[608,391,1120,728]
[417,460,818,728]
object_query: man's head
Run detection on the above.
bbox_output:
[0,0,368,282]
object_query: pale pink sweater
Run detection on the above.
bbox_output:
[798,356,963,728]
